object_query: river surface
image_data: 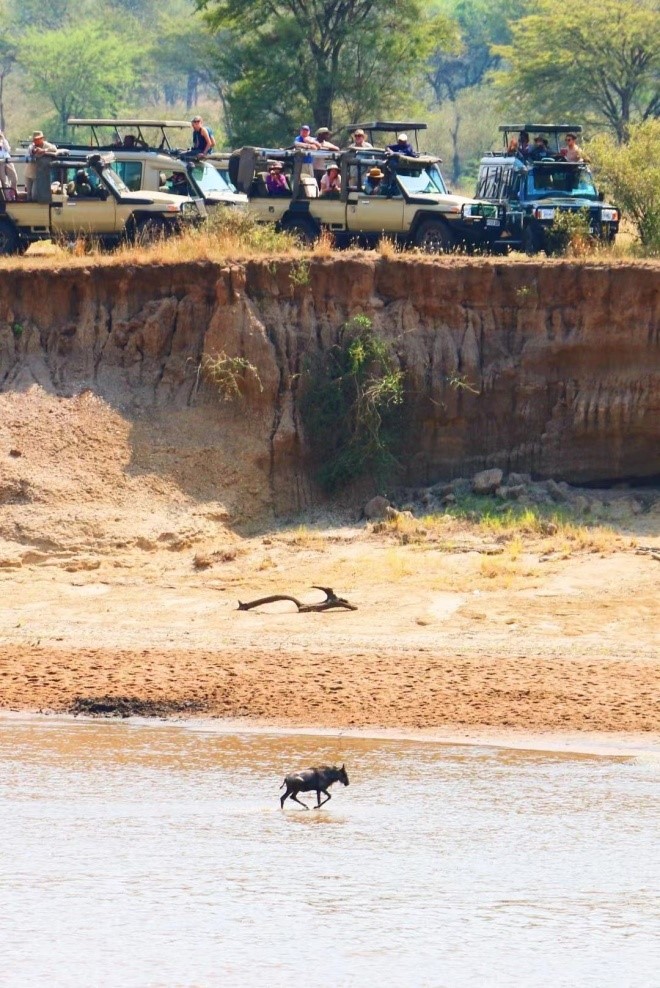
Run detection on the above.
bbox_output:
[0,718,658,988]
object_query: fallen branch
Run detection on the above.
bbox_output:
[238,586,357,612]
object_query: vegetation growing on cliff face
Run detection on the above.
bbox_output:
[300,315,406,492]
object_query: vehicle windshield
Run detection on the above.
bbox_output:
[102,166,130,196]
[397,164,447,196]
[527,165,598,200]
[190,162,234,195]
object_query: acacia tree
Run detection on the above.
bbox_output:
[493,0,660,142]
[196,0,447,135]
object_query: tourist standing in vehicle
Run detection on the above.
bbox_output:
[560,133,584,162]
[518,130,531,158]
[387,132,416,157]
[349,128,373,150]
[190,116,214,156]
[294,124,319,177]
[24,131,57,200]
[0,131,18,196]
[320,162,341,196]
[313,127,339,184]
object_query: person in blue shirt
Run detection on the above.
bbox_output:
[386,132,416,157]
[294,124,320,177]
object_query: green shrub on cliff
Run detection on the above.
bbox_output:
[300,316,406,492]
[588,121,660,252]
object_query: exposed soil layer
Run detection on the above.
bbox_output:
[1,256,658,507]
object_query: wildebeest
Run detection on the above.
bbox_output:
[279,764,349,809]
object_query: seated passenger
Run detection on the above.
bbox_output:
[348,128,373,150]
[265,161,289,195]
[72,169,94,197]
[386,132,417,157]
[122,134,147,150]
[518,130,531,158]
[169,172,189,196]
[363,166,384,195]
[320,162,341,196]
[506,138,519,156]
[528,135,550,161]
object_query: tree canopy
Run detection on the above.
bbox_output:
[493,0,660,142]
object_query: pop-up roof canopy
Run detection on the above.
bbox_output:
[68,118,191,151]
[348,121,428,150]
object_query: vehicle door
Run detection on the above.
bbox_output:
[346,167,405,233]
[50,166,117,235]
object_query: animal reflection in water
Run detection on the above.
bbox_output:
[280,765,349,810]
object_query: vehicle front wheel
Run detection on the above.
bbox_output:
[280,218,318,247]
[133,216,168,244]
[0,219,20,255]
[522,224,542,256]
[414,219,454,254]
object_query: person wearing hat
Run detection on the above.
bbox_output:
[313,127,340,184]
[386,132,416,157]
[294,124,320,177]
[319,161,341,196]
[348,128,373,150]
[528,135,551,161]
[25,131,57,200]
[364,166,385,196]
[265,160,289,196]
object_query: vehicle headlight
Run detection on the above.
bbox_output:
[463,204,474,217]
[534,207,555,220]
[601,208,618,223]
[166,203,180,213]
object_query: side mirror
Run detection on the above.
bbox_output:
[598,190,604,201]
[97,186,109,200]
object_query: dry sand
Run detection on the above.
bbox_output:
[1,387,658,740]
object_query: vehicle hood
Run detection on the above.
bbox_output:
[405,192,486,209]
[119,190,192,205]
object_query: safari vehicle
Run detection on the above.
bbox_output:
[229,145,503,251]
[65,119,247,212]
[476,124,620,253]
[0,151,205,255]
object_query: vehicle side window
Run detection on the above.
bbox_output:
[476,168,489,198]
[476,166,502,200]
[113,161,142,192]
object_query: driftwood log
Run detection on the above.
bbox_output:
[237,586,357,612]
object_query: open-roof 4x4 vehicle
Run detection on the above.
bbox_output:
[65,119,247,212]
[476,124,620,254]
[229,146,503,252]
[0,151,205,255]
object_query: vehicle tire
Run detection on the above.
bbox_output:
[280,218,318,247]
[414,219,454,254]
[133,216,168,244]
[522,224,541,256]
[0,219,20,255]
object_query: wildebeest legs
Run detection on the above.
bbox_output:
[314,789,331,808]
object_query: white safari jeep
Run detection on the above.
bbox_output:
[229,146,504,251]
[66,119,247,212]
[0,150,206,255]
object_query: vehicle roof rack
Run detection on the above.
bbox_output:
[350,121,428,132]
[68,118,190,129]
[499,123,583,135]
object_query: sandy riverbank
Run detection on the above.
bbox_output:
[1,382,658,739]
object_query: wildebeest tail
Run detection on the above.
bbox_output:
[280,779,286,789]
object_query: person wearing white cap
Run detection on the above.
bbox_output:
[386,132,416,157]
[294,124,320,176]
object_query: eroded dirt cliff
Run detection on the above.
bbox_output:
[1,256,658,515]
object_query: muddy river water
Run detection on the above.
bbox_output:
[0,718,658,987]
